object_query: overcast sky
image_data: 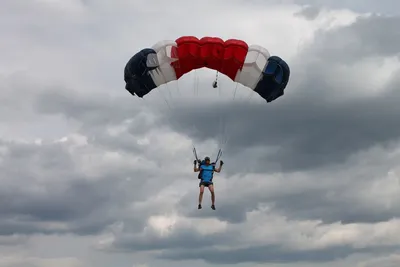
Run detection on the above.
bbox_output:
[1,0,400,267]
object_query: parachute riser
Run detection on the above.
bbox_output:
[193,147,222,165]
[214,149,222,164]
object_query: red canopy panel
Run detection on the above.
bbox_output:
[171,36,249,80]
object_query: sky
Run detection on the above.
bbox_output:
[1,0,400,266]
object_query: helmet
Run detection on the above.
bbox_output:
[204,157,210,161]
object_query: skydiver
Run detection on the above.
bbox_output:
[193,157,224,210]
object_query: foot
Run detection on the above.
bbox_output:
[211,204,215,210]
[198,204,202,209]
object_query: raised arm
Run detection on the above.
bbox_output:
[193,160,200,172]
[214,160,224,173]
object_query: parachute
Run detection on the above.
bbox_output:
[124,36,290,165]
[124,36,290,103]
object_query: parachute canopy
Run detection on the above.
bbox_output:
[124,36,290,102]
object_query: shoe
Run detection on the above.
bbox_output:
[198,204,202,209]
[211,205,215,210]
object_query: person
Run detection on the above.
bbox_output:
[193,156,224,210]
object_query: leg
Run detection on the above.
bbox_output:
[198,184,205,208]
[208,184,215,209]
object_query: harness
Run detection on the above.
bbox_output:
[198,162,215,180]
[192,147,221,180]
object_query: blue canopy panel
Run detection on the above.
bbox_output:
[253,56,290,103]
[124,48,159,98]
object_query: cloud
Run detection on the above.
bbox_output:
[99,203,400,264]
[358,253,400,267]
[1,0,400,267]
[156,13,400,174]
[0,254,82,267]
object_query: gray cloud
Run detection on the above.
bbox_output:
[158,244,395,264]
[160,15,400,173]
[2,0,400,267]
[295,6,322,20]
[0,137,169,238]
[164,84,400,173]
[307,15,400,62]
[288,0,400,15]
